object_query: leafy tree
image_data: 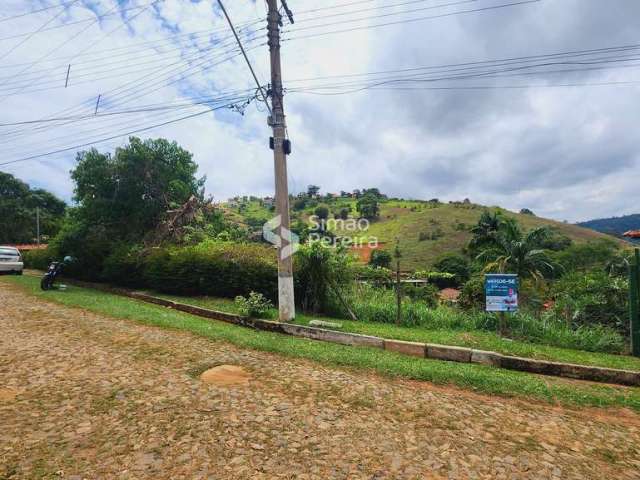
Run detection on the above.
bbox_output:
[306,184,320,197]
[356,194,379,220]
[71,137,204,240]
[477,221,557,281]
[0,172,66,243]
[520,208,535,215]
[314,205,330,221]
[339,207,350,220]
[369,249,392,268]
[433,253,471,285]
[550,239,619,274]
[539,232,573,251]
[292,197,307,210]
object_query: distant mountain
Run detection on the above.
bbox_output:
[578,213,640,238]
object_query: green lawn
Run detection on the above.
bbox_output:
[5,275,640,412]
[147,291,640,371]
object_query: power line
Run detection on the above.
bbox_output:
[0,1,159,41]
[0,1,80,23]
[288,79,640,95]
[0,0,164,102]
[0,20,263,70]
[285,43,640,83]
[0,1,127,94]
[0,0,82,62]
[216,0,272,114]
[0,40,263,148]
[0,8,261,143]
[283,0,541,41]
[0,29,263,95]
[0,40,258,143]
[290,0,479,28]
[0,90,258,127]
[0,97,257,167]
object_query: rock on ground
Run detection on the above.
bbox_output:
[1,283,640,479]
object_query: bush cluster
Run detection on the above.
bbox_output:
[143,241,278,300]
[235,291,275,318]
[29,240,279,302]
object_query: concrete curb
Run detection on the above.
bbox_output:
[46,277,640,387]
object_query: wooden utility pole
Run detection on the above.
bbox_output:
[267,0,295,321]
[631,248,640,356]
[394,239,402,325]
[36,207,40,246]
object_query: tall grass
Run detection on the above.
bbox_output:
[344,285,625,354]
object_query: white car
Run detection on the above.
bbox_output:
[0,246,24,275]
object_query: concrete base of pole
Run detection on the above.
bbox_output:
[278,275,295,322]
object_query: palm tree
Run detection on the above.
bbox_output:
[477,220,557,281]
[469,210,506,251]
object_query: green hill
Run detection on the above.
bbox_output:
[222,196,623,271]
[359,200,623,270]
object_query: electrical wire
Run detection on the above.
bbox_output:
[0,1,81,23]
[0,1,159,41]
[0,99,254,167]
[283,0,541,41]
[0,0,82,62]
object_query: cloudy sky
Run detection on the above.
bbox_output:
[1,0,639,222]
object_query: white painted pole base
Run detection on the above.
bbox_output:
[278,275,295,322]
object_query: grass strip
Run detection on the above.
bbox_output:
[4,275,640,411]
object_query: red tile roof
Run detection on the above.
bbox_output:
[3,244,48,251]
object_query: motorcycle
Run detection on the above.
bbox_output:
[41,256,72,291]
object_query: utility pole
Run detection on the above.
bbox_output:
[267,0,295,321]
[36,207,40,246]
[394,239,402,325]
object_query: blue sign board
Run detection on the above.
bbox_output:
[485,274,519,312]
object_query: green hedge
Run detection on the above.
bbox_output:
[22,249,56,270]
[142,241,278,301]
[25,240,278,302]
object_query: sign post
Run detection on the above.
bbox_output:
[485,274,519,336]
[630,248,640,357]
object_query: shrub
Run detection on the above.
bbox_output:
[143,240,278,301]
[550,240,619,274]
[292,198,307,210]
[433,253,470,285]
[348,285,432,327]
[22,248,56,270]
[49,216,115,280]
[101,243,145,287]
[369,249,392,269]
[411,271,457,289]
[314,205,330,221]
[356,265,393,287]
[459,276,485,310]
[550,270,629,334]
[234,291,274,318]
[294,241,354,314]
[402,283,439,307]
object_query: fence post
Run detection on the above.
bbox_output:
[631,248,640,357]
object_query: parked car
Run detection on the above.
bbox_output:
[0,246,23,275]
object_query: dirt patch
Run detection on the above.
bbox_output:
[200,365,251,386]
[0,388,18,402]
